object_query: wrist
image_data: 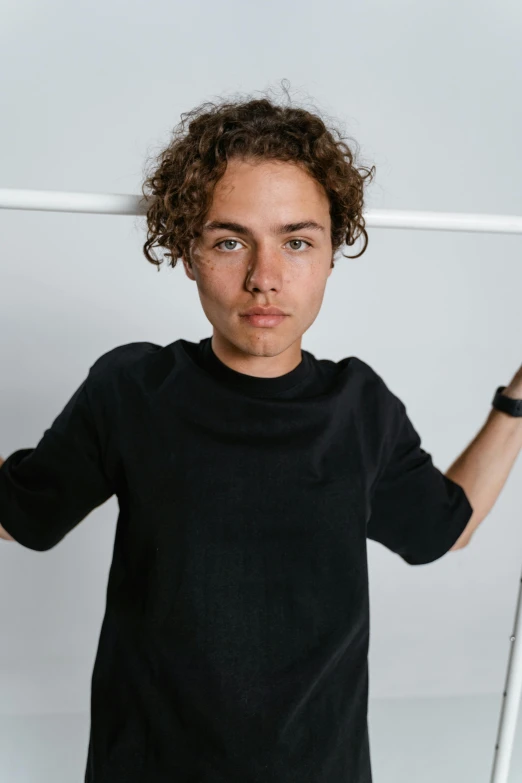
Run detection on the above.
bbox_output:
[502,383,522,400]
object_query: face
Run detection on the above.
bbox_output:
[182,157,334,377]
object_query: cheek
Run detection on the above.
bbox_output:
[198,267,236,302]
[295,266,327,295]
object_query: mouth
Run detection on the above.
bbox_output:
[240,314,288,328]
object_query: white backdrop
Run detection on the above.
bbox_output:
[0,0,521,779]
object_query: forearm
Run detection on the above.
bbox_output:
[0,458,14,540]
[0,458,14,539]
[445,380,522,546]
[0,522,15,541]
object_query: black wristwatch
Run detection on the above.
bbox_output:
[492,386,522,417]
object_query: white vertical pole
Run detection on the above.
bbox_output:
[490,566,522,783]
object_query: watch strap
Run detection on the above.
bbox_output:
[492,386,522,417]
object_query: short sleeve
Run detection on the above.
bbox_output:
[366,400,474,565]
[0,359,116,552]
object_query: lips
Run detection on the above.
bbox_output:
[241,307,287,316]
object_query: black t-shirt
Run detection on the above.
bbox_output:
[0,336,473,782]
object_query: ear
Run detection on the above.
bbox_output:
[182,256,197,281]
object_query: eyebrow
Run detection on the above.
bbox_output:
[202,219,326,236]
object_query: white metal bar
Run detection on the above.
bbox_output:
[367,209,522,234]
[0,189,147,216]
[1,188,522,234]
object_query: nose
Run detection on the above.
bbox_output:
[245,245,284,294]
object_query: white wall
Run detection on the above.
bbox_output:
[1,0,521,779]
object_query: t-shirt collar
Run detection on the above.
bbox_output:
[177,336,312,398]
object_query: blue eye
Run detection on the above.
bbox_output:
[215,239,312,252]
[216,239,242,251]
[287,239,311,251]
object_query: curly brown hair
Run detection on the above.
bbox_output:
[141,81,375,272]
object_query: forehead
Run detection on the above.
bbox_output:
[210,158,330,211]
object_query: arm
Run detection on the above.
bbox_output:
[0,360,117,551]
[446,369,522,550]
[0,524,14,541]
[0,457,14,540]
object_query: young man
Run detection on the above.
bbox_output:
[1,92,521,783]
